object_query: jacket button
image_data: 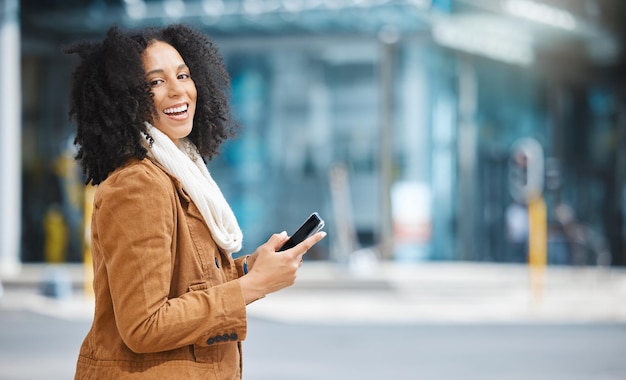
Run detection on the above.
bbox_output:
[215,335,223,342]
[229,333,238,341]
[222,333,230,341]
[207,337,215,345]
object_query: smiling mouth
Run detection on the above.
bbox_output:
[162,103,191,122]
[163,104,188,116]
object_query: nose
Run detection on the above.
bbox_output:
[167,80,184,97]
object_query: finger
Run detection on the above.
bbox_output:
[291,231,327,257]
[268,231,289,249]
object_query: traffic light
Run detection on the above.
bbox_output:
[508,138,544,204]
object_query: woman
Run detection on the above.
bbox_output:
[67,24,325,379]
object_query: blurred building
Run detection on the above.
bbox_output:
[3,0,625,267]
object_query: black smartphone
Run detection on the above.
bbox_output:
[277,212,325,252]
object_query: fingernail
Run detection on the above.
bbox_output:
[320,231,327,238]
[280,231,287,237]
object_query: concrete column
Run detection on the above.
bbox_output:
[0,0,22,276]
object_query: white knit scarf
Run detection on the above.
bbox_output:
[143,122,243,254]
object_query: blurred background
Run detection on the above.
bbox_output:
[2,0,625,268]
[2,1,626,379]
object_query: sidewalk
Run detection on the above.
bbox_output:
[1,261,625,324]
[251,261,626,324]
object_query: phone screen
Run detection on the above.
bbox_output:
[277,212,325,252]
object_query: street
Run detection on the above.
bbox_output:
[1,309,625,380]
[245,319,626,380]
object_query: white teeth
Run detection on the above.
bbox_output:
[164,104,187,114]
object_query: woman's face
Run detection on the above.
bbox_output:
[142,40,197,145]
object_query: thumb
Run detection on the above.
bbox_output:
[269,231,289,249]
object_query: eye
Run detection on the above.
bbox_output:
[149,78,163,87]
[178,73,191,80]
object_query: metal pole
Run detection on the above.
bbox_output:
[379,39,395,260]
[456,57,478,260]
[0,0,22,276]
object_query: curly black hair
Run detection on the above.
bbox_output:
[66,24,236,185]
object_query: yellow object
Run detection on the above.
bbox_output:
[83,184,96,298]
[44,205,68,263]
[528,196,547,303]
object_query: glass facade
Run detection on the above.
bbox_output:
[14,1,626,266]
[211,38,383,259]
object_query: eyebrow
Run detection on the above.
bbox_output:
[145,63,189,77]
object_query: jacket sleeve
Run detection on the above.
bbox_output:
[234,255,247,277]
[93,164,247,353]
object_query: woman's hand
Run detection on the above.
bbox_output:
[239,230,326,304]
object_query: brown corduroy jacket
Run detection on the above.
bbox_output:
[75,158,248,380]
